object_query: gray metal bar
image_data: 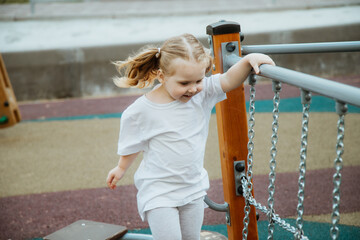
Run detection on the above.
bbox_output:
[241,41,360,55]
[204,195,231,225]
[225,54,360,107]
[204,195,229,212]
[122,233,153,240]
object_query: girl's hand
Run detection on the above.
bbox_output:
[220,53,275,93]
[245,53,275,74]
[106,166,125,190]
[106,152,140,190]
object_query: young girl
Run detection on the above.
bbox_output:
[106,33,275,240]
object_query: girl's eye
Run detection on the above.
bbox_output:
[180,82,189,86]
[196,80,202,84]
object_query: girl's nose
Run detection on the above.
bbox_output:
[189,84,197,93]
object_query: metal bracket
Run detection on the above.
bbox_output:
[248,74,257,86]
[204,160,245,226]
[204,195,231,226]
[336,101,348,115]
[221,41,240,72]
[225,208,231,226]
[272,80,282,93]
[234,160,246,196]
[301,89,312,105]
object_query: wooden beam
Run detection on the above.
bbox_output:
[207,21,258,240]
[0,54,21,129]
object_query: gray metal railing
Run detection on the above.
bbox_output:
[241,41,360,55]
[121,233,153,240]
[223,41,360,108]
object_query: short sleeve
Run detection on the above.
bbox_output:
[117,109,145,156]
[202,73,227,110]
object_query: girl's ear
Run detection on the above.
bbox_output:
[157,69,165,83]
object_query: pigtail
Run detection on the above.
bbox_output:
[113,47,160,88]
[113,33,213,88]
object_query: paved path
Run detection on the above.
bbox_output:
[1,167,359,238]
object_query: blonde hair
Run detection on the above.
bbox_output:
[113,33,213,88]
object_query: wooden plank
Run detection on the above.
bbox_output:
[0,54,21,128]
[208,22,258,240]
[43,220,127,240]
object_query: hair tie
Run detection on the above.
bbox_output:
[155,48,161,58]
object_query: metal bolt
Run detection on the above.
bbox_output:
[235,162,245,172]
[237,186,244,196]
[342,104,348,113]
[240,32,245,42]
[226,42,236,52]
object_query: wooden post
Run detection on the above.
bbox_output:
[207,21,258,240]
[0,54,21,128]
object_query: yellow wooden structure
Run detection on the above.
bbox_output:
[0,54,21,128]
[207,21,259,240]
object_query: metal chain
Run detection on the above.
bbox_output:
[295,90,311,240]
[240,86,348,240]
[241,177,309,240]
[267,80,281,240]
[242,75,256,240]
[330,102,347,240]
[240,80,313,240]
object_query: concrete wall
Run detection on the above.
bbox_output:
[2,23,360,101]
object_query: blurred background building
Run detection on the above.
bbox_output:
[0,0,359,101]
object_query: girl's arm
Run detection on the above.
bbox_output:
[106,152,140,190]
[219,53,275,93]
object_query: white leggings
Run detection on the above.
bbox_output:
[145,197,204,240]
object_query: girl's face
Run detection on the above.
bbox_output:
[159,58,206,103]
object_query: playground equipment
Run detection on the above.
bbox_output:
[204,20,360,240]
[0,54,21,129]
[43,21,360,240]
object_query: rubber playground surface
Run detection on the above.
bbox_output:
[0,76,360,239]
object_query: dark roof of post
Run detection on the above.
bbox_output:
[206,20,241,36]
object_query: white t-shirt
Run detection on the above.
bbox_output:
[117,73,226,221]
